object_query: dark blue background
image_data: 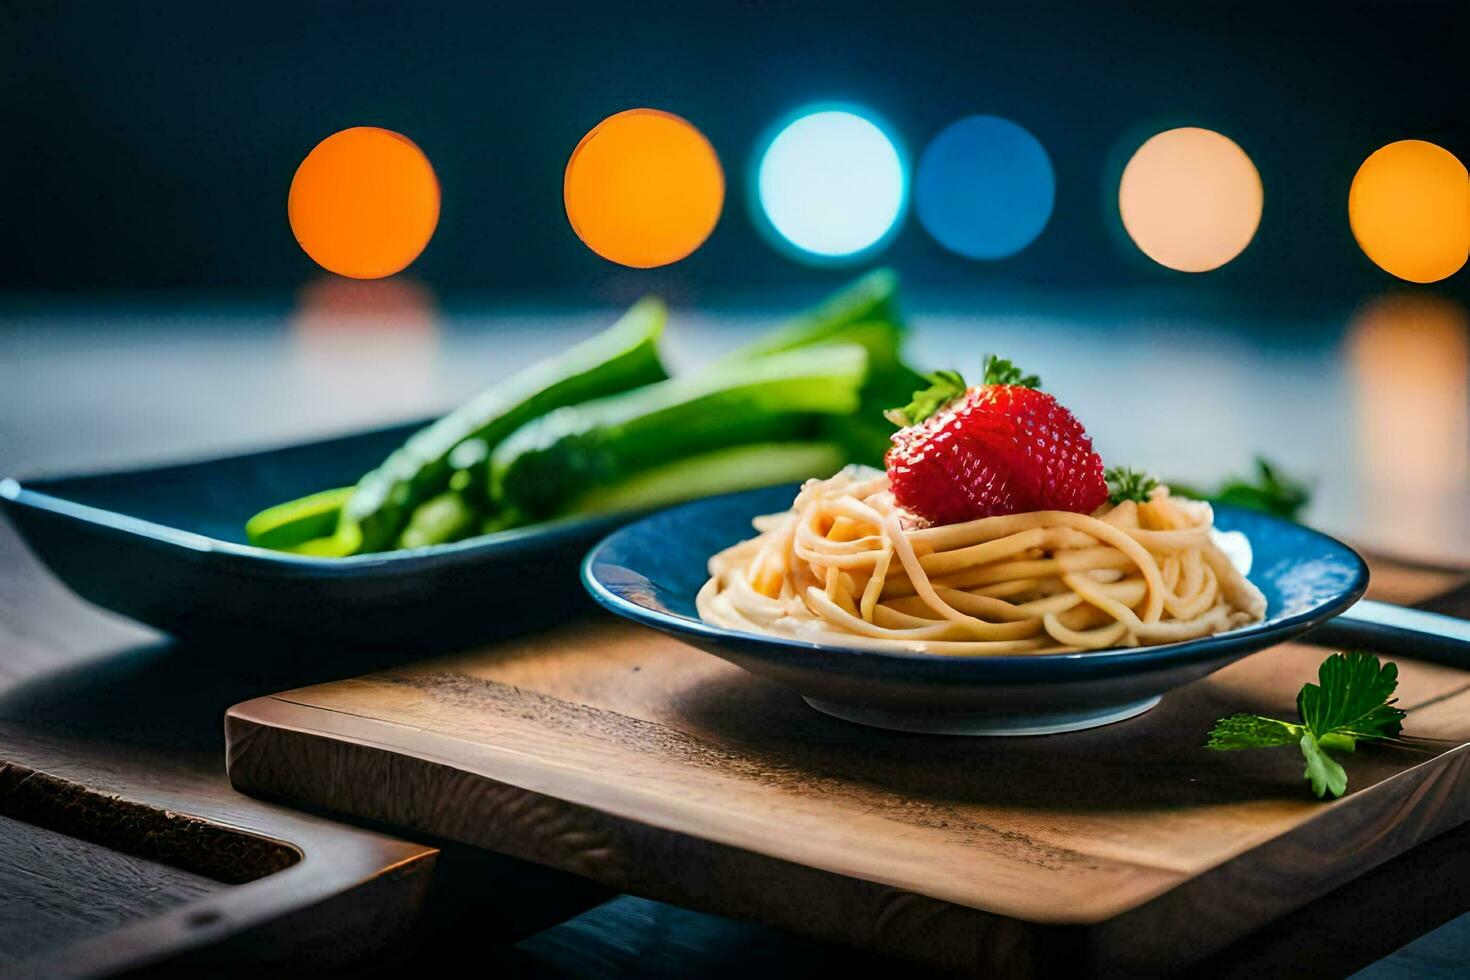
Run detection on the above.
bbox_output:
[4,1,1466,298]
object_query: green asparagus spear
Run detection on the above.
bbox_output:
[285,533,360,557]
[491,344,868,519]
[563,441,846,516]
[334,297,668,552]
[730,269,901,363]
[727,271,920,467]
[244,486,352,550]
[446,438,491,497]
[249,272,915,555]
[823,352,926,466]
[398,491,482,549]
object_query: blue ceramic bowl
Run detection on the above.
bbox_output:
[1,419,632,652]
[582,484,1370,735]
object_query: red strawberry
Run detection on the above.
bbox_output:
[885,358,1107,524]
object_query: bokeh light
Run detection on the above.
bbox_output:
[288,127,440,280]
[563,108,724,268]
[1349,140,1469,284]
[755,107,906,261]
[915,115,1054,260]
[1348,294,1469,562]
[1117,127,1263,273]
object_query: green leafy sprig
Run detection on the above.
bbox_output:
[885,369,967,427]
[1172,457,1313,522]
[1105,466,1159,505]
[1206,651,1406,798]
[885,355,1042,428]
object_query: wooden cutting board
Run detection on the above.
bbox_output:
[226,573,1470,977]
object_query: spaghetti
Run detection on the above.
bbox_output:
[697,467,1267,655]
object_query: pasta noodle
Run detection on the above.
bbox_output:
[697,467,1267,655]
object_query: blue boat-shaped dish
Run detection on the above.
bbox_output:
[582,484,1370,735]
[1,420,630,651]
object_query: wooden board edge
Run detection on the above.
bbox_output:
[1093,743,1470,974]
[229,692,1192,923]
[226,696,1089,976]
[225,693,1470,976]
[1182,817,1470,979]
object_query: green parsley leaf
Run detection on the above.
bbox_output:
[1204,651,1405,799]
[1206,713,1300,750]
[1298,650,1405,742]
[981,355,1040,389]
[1299,733,1349,799]
[884,369,967,427]
[1105,466,1160,505]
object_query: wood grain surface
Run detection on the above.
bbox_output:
[0,814,221,970]
[0,725,438,977]
[227,566,1470,976]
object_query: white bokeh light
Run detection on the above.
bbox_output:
[756,109,906,260]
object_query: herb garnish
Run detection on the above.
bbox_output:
[1206,651,1406,798]
[885,370,967,427]
[885,356,1043,428]
[1172,457,1312,522]
[1105,466,1159,505]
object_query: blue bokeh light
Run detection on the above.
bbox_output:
[915,115,1054,261]
[754,107,907,262]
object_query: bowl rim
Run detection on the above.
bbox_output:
[0,413,638,573]
[1,477,629,574]
[580,485,1370,674]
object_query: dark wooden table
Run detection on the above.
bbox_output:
[3,286,1469,975]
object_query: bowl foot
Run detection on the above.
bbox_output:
[802,695,1163,736]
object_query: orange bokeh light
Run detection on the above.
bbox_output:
[1349,140,1469,284]
[564,109,724,268]
[288,127,440,280]
[1118,127,1263,273]
[1348,294,1469,561]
